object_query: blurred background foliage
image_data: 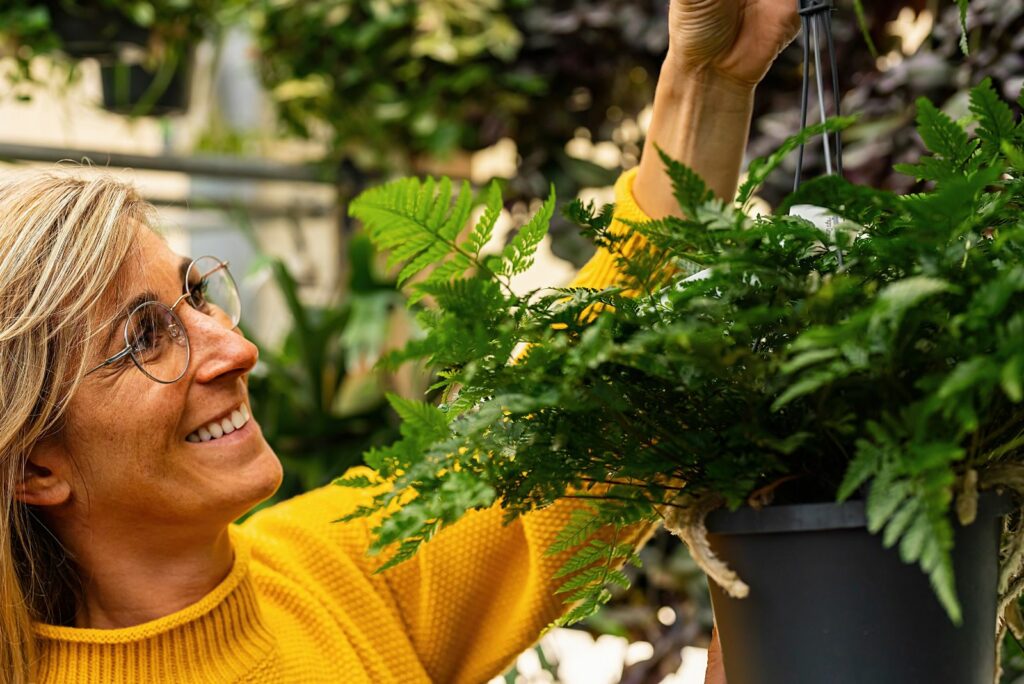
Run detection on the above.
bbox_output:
[4,0,1024,680]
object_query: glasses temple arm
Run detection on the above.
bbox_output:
[85,346,133,376]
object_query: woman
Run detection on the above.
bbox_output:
[0,0,797,681]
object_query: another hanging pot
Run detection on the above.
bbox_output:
[100,45,194,116]
[704,491,1012,684]
[45,1,149,59]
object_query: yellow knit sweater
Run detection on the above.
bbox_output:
[32,168,657,684]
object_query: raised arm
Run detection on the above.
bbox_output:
[571,0,799,296]
[635,0,800,217]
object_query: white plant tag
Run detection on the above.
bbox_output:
[681,267,713,283]
[789,204,842,239]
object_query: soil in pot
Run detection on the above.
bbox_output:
[704,491,1012,684]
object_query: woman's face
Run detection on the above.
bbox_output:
[34,225,282,536]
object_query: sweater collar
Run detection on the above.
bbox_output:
[32,528,275,683]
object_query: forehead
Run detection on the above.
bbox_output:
[124,225,182,281]
[102,224,188,314]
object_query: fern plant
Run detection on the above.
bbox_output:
[340,77,1024,632]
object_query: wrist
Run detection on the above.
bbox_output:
[661,51,759,103]
[633,54,756,216]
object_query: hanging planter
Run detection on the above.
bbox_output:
[99,44,194,116]
[0,1,239,114]
[705,491,1012,684]
[43,0,149,59]
[339,61,1024,678]
[329,2,1024,682]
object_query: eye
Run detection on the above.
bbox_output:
[126,304,177,361]
[187,276,211,312]
[129,310,161,355]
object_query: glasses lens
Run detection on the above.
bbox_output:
[125,302,190,383]
[186,256,241,327]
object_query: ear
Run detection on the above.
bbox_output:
[15,441,72,507]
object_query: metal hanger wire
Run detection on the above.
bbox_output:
[793,0,844,192]
[793,0,845,267]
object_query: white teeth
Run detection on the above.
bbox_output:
[186,403,250,443]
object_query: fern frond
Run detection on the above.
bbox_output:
[970,77,1017,159]
[465,182,503,256]
[350,176,482,287]
[501,185,555,276]
[914,98,976,167]
[547,505,602,554]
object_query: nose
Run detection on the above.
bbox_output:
[180,305,258,383]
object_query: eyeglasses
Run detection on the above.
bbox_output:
[87,256,241,384]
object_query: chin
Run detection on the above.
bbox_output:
[246,446,284,505]
[223,445,284,520]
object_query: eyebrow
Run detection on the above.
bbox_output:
[101,257,193,353]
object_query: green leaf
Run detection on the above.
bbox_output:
[333,473,382,488]
[464,182,502,256]
[556,587,612,626]
[873,277,953,328]
[385,393,450,443]
[553,540,608,578]
[554,565,607,594]
[350,176,483,287]
[547,506,601,555]
[882,497,920,547]
[1002,356,1024,403]
[956,0,969,55]
[851,0,878,57]
[837,441,882,502]
[500,184,555,276]
[969,77,1015,158]
[894,158,960,184]
[914,98,972,165]
[657,145,712,215]
[772,370,839,411]
[375,538,423,573]
[937,357,998,400]
[866,476,910,534]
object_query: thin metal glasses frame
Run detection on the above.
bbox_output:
[86,257,236,384]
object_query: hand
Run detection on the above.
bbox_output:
[704,625,728,684]
[668,0,801,88]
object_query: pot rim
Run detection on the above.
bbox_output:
[705,489,1014,535]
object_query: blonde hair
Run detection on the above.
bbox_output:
[0,169,152,683]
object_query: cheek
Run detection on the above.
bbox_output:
[65,376,186,484]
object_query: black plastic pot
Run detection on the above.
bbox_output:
[704,491,1012,684]
[45,1,149,58]
[100,47,194,116]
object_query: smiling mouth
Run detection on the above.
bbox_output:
[186,403,250,443]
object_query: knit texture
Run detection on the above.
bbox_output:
[33,167,657,683]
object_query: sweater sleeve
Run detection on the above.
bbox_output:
[242,168,661,684]
[563,167,655,292]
